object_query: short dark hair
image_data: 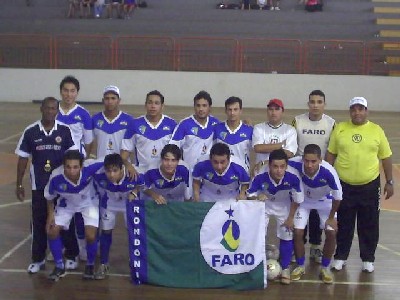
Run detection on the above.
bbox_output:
[104,153,123,169]
[161,144,181,161]
[60,75,80,92]
[225,96,242,109]
[194,90,212,106]
[41,97,59,109]
[309,90,325,102]
[146,90,164,104]
[210,143,230,159]
[63,150,84,166]
[269,149,288,164]
[303,144,322,158]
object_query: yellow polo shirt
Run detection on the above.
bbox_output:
[327,120,392,185]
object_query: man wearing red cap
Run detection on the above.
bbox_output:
[252,98,297,166]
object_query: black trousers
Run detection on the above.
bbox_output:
[334,176,380,262]
[31,190,79,262]
[303,209,323,245]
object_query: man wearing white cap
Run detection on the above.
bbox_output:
[326,97,394,273]
[252,98,298,166]
[92,85,134,158]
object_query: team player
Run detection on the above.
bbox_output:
[170,90,220,170]
[15,97,78,274]
[92,85,134,158]
[45,150,103,281]
[247,149,304,285]
[289,144,342,284]
[213,96,253,171]
[252,99,297,165]
[93,153,144,280]
[142,144,192,204]
[121,90,176,174]
[291,90,336,263]
[57,75,94,262]
[192,143,250,202]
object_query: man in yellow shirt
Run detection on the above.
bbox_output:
[326,97,394,273]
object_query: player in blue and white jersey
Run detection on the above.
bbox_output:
[45,150,103,282]
[247,149,304,285]
[213,96,253,171]
[92,153,144,280]
[288,144,342,284]
[15,97,78,274]
[192,143,250,202]
[142,144,191,204]
[57,75,94,261]
[170,90,220,170]
[121,90,176,173]
[92,85,134,158]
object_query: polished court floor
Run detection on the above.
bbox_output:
[0,102,399,300]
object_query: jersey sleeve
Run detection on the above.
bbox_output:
[82,112,94,144]
[291,175,304,204]
[44,173,58,201]
[252,124,265,147]
[65,126,78,151]
[327,124,339,155]
[192,161,203,180]
[15,128,32,157]
[169,121,186,147]
[246,176,261,197]
[284,127,298,155]
[121,125,135,152]
[377,126,392,159]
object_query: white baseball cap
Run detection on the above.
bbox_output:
[103,85,120,98]
[349,96,367,108]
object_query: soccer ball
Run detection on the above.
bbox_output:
[266,244,280,260]
[266,259,282,281]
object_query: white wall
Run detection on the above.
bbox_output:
[1,68,399,111]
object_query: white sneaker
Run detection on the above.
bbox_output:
[65,258,79,270]
[270,6,275,10]
[78,239,87,261]
[362,262,374,273]
[275,6,280,10]
[27,260,45,274]
[46,252,54,262]
[331,259,346,271]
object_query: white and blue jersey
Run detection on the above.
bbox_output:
[247,165,304,215]
[170,115,220,170]
[213,121,253,170]
[142,161,192,202]
[92,111,134,157]
[288,156,342,209]
[192,156,250,202]
[121,114,177,169]
[44,159,103,210]
[94,166,145,212]
[57,104,93,155]
[15,120,76,190]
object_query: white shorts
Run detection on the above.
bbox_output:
[55,205,99,230]
[100,207,127,231]
[265,212,293,241]
[294,206,336,230]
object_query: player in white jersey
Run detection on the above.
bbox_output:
[289,144,342,284]
[121,90,177,174]
[143,144,191,204]
[170,90,220,171]
[92,85,134,158]
[291,90,336,263]
[213,96,253,171]
[192,143,250,202]
[44,150,103,282]
[93,153,144,280]
[247,149,304,285]
[252,99,297,165]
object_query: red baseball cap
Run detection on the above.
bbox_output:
[267,98,284,110]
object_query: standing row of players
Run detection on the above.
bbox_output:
[15,75,393,285]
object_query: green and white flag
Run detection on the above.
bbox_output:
[127,200,267,290]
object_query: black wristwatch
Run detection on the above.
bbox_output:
[386,179,394,185]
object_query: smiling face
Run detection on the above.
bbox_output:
[40,99,58,123]
[160,152,179,177]
[268,159,287,183]
[350,104,368,125]
[60,82,78,106]
[64,159,82,182]
[145,94,163,119]
[211,154,230,175]
[194,98,211,121]
[302,153,321,177]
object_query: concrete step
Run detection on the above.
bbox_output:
[377,18,400,24]
[380,29,400,37]
[374,7,400,13]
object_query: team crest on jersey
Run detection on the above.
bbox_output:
[139,125,146,134]
[97,120,104,128]
[219,132,227,140]
[120,121,127,126]
[352,134,362,143]
[205,172,214,180]
[107,140,113,150]
[261,182,269,190]
[191,127,199,135]
[162,126,170,131]
[74,115,82,121]
[58,183,68,191]
[156,179,164,187]
[55,136,62,144]
[270,135,280,144]
[201,144,207,155]
[151,146,157,157]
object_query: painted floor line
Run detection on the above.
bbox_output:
[0,199,31,209]
[0,132,22,143]
[0,235,31,265]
